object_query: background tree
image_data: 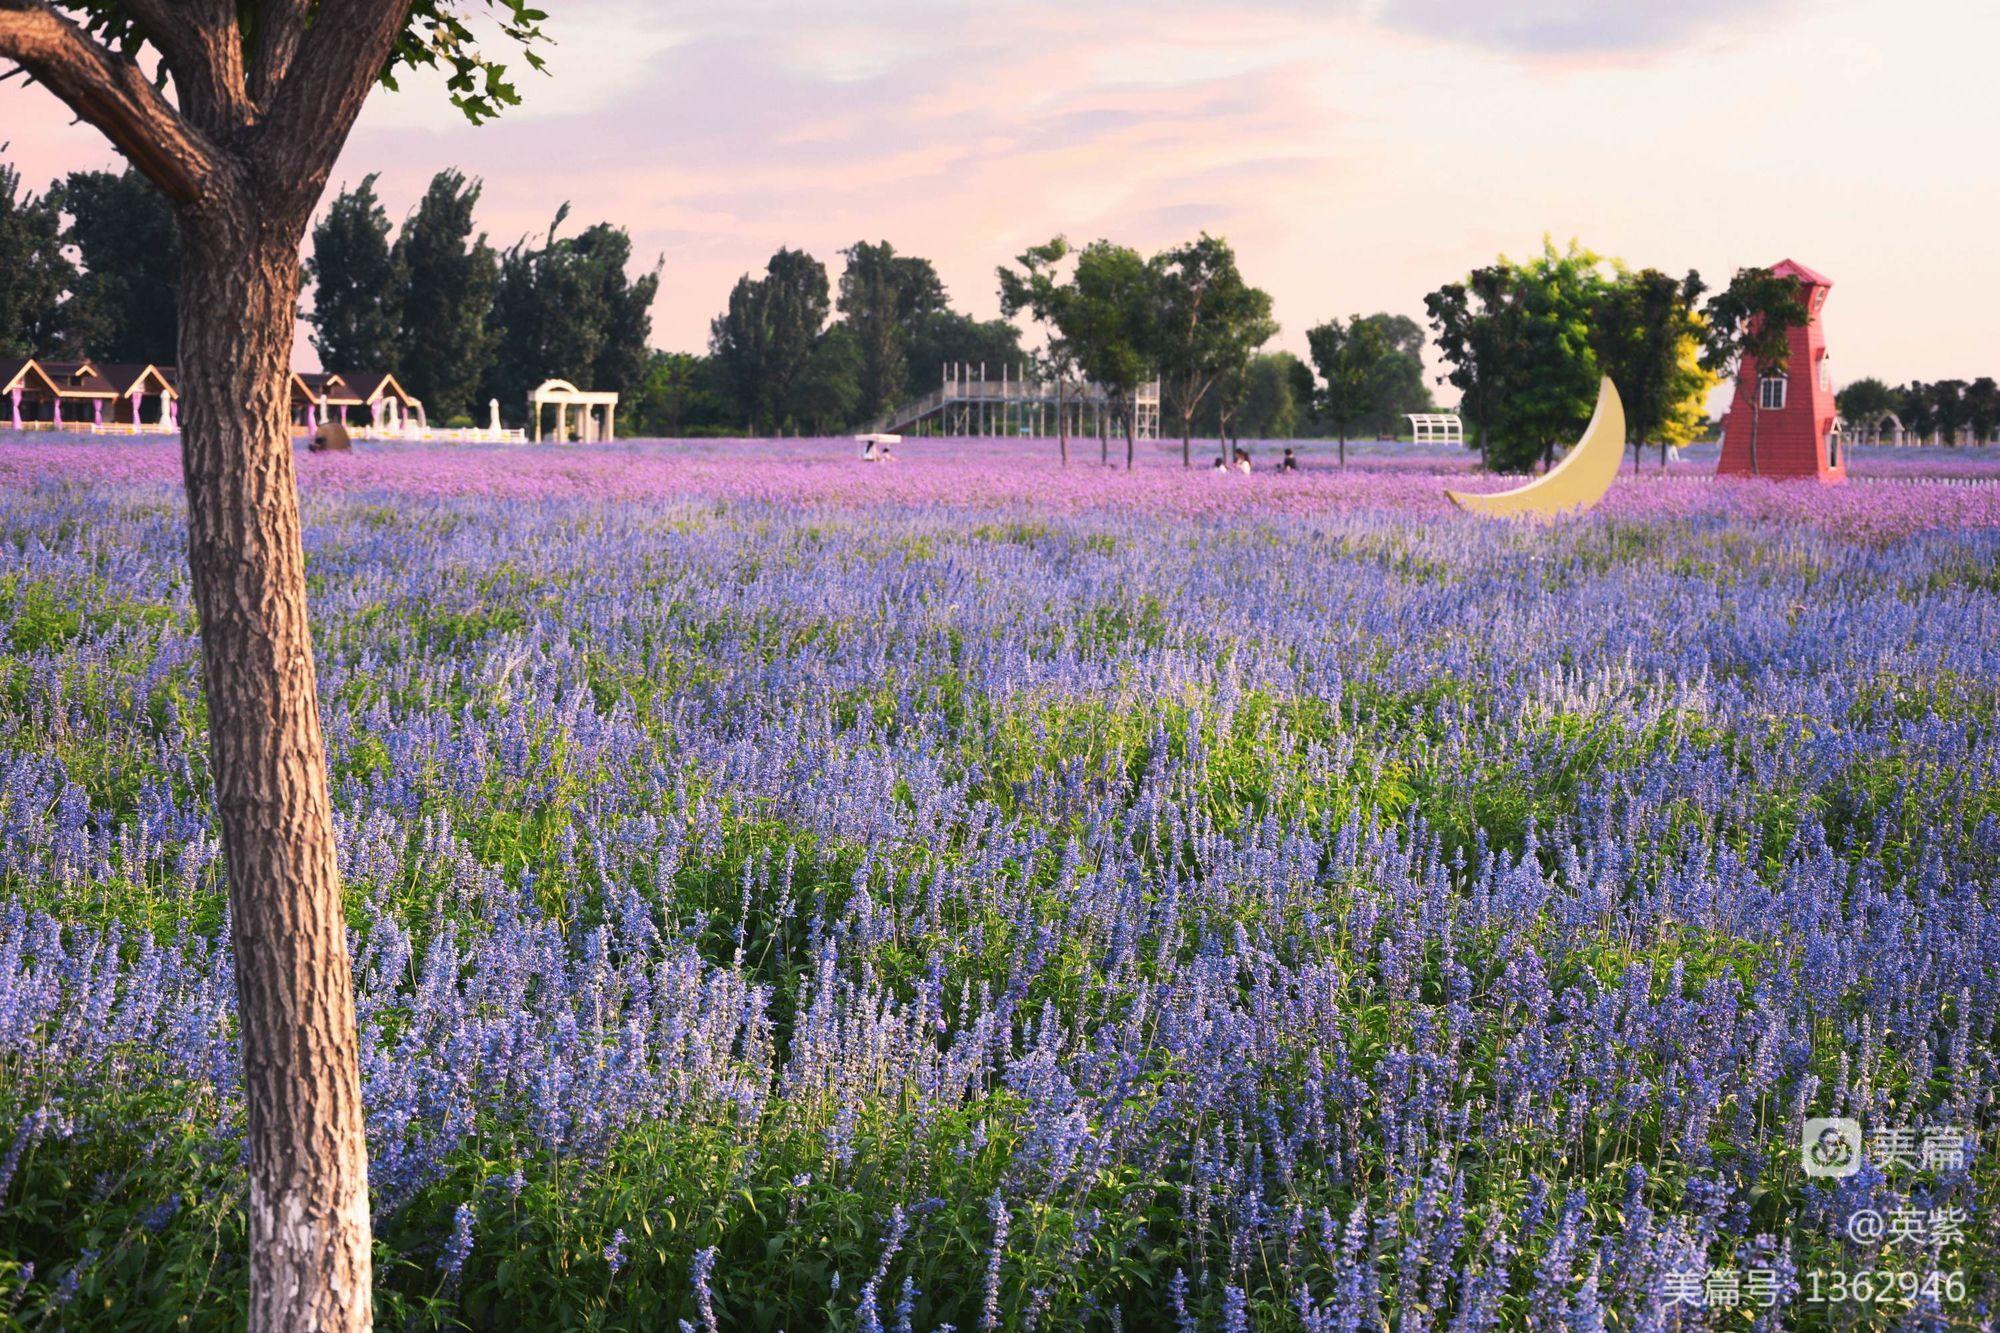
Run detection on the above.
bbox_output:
[484,208,658,432]
[1210,351,1251,455]
[1148,233,1275,467]
[0,3,549,1327]
[709,247,830,434]
[1308,314,1389,467]
[1590,267,1710,469]
[56,166,179,362]
[1350,313,1433,436]
[0,160,85,356]
[997,238,1079,466]
[1284,354,1319,434]
[1427,245,1603,474]
[627,349,734,437]
[1964,377,1999,445]
[1700,265,1811,476]
[1424,266,1513,468]
[308,174,401,374]
[570,222,659,422]
[1836,377,1903,439]
[1235,351,1302,439]
[1901,381,1939,446]
[1058,240,1156,470]
[1495,240,1606,472]
[1929,379,1969,445]
[392,169,499,424]
[904,310,1025,402]
[788,323,862,434]
[837,240,945,423]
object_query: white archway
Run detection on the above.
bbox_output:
[529,378,620,443]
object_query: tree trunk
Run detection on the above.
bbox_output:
[1182,414,1192,469]
[1099,406,1108,466]
[1338,428,1346,469]
[1056,379,1068,467]
[179,208,373,1333]
[1748,401,1761,476]
[1126,404,1136,472]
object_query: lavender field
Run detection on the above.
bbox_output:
[3,439,1999,1328]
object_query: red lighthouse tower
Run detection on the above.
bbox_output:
[1717,259,1844,482]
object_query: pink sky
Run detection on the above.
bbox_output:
[5,0,1996,394]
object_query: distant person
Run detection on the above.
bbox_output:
[1233,446,1252,474]
[1279,448,1299,473]
[862,438,880,461]
[1210,456,1227,472]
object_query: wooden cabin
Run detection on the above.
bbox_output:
[291,370,424,431]
[0,358,120,427]
[96,363,179,427]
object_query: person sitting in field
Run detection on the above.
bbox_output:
[1279,448,1299,472]
[879,442,897,463]
[1211,456,1228,471]
[862,438,880,461]
[1233,446,1252,474]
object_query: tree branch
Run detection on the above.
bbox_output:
[159,0,253,131]
[248,0,310,110]
[253,0,414,209]
[0,0,222,205]
[110,0,247,131]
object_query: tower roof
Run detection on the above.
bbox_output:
[1771,258,1832,289]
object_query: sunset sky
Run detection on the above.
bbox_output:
[5,0,1995,393]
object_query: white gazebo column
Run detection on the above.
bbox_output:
[604,402,615,439]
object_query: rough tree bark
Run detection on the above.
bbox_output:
[181,200,372,1331]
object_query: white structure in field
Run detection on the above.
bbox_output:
[529,378,619,442]
[871,362,1160,440]
[1407,412,1464,446]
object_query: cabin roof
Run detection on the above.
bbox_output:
[94,363,177,396]
[35,360,119,397]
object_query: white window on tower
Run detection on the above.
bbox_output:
[1819,357,1831,392]
[1759,374,1788,411]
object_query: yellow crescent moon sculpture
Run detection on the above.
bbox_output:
[1446,377,1626,520]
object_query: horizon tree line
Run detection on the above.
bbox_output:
[7,158,1991,452]
[1837,375,2000,445]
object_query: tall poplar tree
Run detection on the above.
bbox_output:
[0,160,83,356]
[483,207,659,430]
[308,174,401,374]
[709,247,829,433]
[392,169,498,423]
[837,239,945,422]
[57,166,180,362]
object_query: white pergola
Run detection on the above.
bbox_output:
[1407,412,1464,446]
[529,378,619,443]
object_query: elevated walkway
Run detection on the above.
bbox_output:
[873,362,1159,439]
